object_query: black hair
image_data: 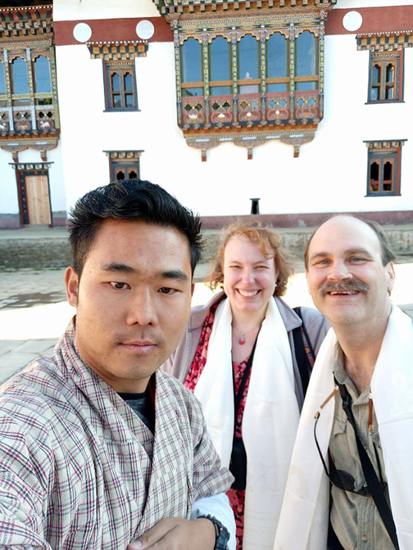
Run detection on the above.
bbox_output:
[68,179,202,276]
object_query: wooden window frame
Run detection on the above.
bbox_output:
[367,50,404,104]
[366,146,402,197]
[103,61,138,112]
[105,151,142,182]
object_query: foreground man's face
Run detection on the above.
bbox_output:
[65,219,194,392]
[306,217,395,330]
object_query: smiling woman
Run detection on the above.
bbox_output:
[162,221,330,550]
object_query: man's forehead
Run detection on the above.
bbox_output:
[309,217,381,257]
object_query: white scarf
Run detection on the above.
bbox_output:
[274,304,413,550]
[194,297,300,550]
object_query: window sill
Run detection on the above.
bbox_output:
[365,193,401,197]
[103,108,141,113]
[365,100,405,105]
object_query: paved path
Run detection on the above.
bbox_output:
[1,263,413,386]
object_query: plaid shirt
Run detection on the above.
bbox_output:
[0,321,233,549]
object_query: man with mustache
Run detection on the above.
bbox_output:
[274,216,413,550]
[0,180,235,550]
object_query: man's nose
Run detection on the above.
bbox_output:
[327,260,352,282]
[126,289,159,326]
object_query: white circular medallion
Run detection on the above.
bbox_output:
[73,22,92,43]
[136,20,155,40]
[343,11,363,32]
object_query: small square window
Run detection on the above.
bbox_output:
[105,151,142,182]
[368,51,403,103]
[104,61,138,111]
[365,142,404,197]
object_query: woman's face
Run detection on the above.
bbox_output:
[223,235,278,316]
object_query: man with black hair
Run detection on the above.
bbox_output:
[275,216,413,550]
[0,180,235,550]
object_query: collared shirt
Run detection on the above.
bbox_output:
[0,321,233,549]
[330,347,390,550]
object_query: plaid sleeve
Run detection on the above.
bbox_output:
[0,411,53,549]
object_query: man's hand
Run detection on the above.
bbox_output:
[127,517,215,550]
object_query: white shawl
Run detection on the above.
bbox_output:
[274,304,413,550]
[194,297,300,550]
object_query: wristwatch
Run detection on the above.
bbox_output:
[197,514,230,550]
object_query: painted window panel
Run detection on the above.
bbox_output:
[12,57,29,95]
[0,61,5,95]
[34,56,52,94]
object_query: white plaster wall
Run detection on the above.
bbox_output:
[54,0,160,22]
[55,18,413,216]
[0,150,19,213]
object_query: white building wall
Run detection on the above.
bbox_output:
[54,0,413,217]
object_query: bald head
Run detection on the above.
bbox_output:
[304,216,395,271]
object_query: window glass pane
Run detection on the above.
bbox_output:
[182,38,202,83]
[267,33,287,79]
[386,86,394,100]
[124,72,133,92]
[370,161,379,181]
[268,83,288,92]
[12,57,29,94]
[210,86,231,96]
[183,87,203,97]
[238,34,259,80]
[129,170,138,179]
[0,61,5,94]
[296,31,316,77]
[116,170,125,181]
[383,161,392,181]
[386,64,394,84]
[296,82,317,91]
[111,73,120,92]
[34,56,51,93]
[112,94,121,108]
[372,64,381,84]
[125,93,134,107]
[210,37,230,82]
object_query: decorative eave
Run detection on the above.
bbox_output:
[185,125,317,160]
[153,0,337,17]
[87,41,148,61]
[0,136,58,162]
[0,5,53,40]
[364,139,407,150]
[357,31,413,52]
[103,150,144,159]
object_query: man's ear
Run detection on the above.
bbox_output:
[191,282,195,297]
[65,266,79,308]
[386,262,396,294]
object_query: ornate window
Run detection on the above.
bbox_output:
[0,6,59,150]
[104,150,143,182]
[156,1,336,160]
[104,61,138,111]
[365,140,406,197]
[357,32,412,104]
[369,51,403,102]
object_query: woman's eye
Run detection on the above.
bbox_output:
[110,282,130,290]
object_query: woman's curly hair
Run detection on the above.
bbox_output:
[206,221,295,297]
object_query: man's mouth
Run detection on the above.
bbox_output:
[319,282,369,297]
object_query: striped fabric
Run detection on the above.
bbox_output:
[0,321,233,549]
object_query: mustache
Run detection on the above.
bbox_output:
[319,281,369,297]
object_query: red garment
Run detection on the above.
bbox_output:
[184,303,252,550]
